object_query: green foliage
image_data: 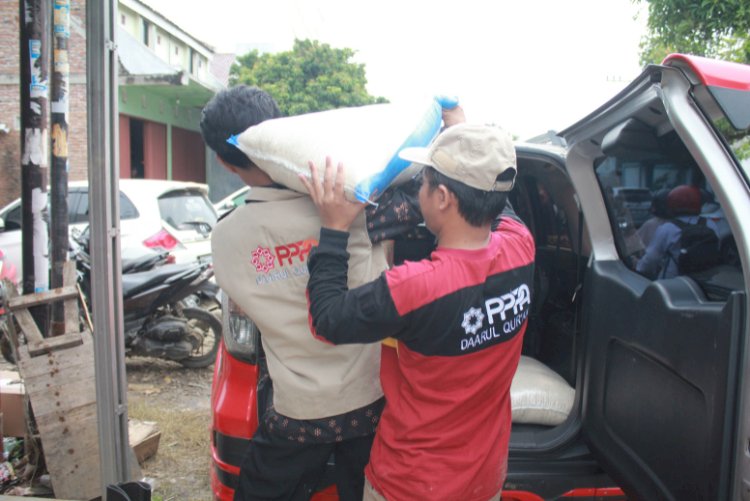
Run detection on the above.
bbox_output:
[229,39,388,116]
[637,0,750,65]
[713,117,750,162]
[734,137,750,161]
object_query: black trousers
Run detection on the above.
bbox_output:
[233,421,375,501]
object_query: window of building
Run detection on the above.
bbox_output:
[142,19,151,46]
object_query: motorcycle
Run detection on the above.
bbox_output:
[72,227,222,368]
[118,235,221,315]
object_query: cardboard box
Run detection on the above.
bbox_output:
[129,419,161,464]
[0,370,27,437]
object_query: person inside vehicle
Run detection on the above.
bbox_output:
[636,188,671,247]
[636,184,720,279]
[200,85,466,501]
[301,123,535,501]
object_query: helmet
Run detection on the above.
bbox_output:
[667,185,702,215]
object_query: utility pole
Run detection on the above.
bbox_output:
[50,0,71,335]
[19,0,50,331]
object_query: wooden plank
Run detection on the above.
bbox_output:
[17,332,92,379]
[27,331,83,357]
[0,496,79,501]
[7,286,78,310]
[16,334,101,500]
[23,376,95,417]
[32,405,100,495]
[12,309,44,345]
[63,262,79,333]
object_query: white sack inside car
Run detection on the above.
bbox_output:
[510,356,575,426]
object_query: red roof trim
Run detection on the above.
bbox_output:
[663,53,750,91]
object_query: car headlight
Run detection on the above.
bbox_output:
[221,292,260,365]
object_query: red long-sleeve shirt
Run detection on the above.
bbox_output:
[307,216,535,501]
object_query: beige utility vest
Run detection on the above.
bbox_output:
[212,187,387,419]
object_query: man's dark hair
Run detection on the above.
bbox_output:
[200,85,282,169]
[424,166,512,227]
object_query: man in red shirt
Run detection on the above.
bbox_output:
[301,123,535,501]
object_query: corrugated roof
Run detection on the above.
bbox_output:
[117,26,184,83]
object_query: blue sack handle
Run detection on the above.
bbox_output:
[435,95,459,110]
[354,96,456,203]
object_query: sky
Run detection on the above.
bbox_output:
[143,0,649,139]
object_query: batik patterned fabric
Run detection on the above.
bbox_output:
[264,397,385,443]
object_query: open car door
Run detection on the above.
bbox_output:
[559,55,750,500]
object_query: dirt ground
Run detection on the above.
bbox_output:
[125,356,214,501]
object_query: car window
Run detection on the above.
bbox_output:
[68,190,86,224]
[75,192,88,224]
[3,189,86,228]
[595,129,743,300]
[3,205,22,231]
[510,178,572,250]
[120,193,139,220]
[71,190,139,224]
[706,101,750,174]
[158,190,217,230]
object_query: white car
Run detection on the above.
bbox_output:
[0,179,218,275]
[213,185,250,217]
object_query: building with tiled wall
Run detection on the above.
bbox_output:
[0,0,231,207]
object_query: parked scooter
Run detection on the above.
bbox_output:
[118,236,221,315]
[73,227,221,368]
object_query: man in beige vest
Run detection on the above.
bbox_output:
[201,86,388,501]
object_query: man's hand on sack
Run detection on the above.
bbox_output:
[442,105,466,128]
[301,156,366,232]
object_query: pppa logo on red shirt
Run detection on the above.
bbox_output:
[251,239,318,284]
[460,284,530,351]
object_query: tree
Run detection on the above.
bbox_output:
[229,39,387,116]
[637,0,750,65]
